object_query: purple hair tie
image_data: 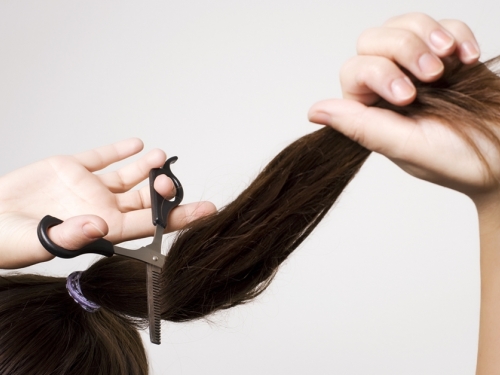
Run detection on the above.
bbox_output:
[66,271,100,313]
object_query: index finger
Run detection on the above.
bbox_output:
[109,201,217,242]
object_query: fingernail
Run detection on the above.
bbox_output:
[390,77,415,101]
[308,111,332,125]
[461,41,480,62]
[429,29,454,51]
[418,52,443,77]
[83,223,105,239]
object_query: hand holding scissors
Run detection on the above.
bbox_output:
[0,139,215,269]
[38,156,184,345]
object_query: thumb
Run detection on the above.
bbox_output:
[0,214,110,269]
[47,215,109,251]
[308,98,417,160]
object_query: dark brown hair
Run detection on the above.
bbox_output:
[379,57,500,180]
[1,56,500,375]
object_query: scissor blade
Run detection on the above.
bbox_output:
[147,264,162,345]
[113,243,166,267]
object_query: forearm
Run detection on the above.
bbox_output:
[474,193,500,374]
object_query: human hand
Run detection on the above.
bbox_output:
[0,138,216,269]
[307,13,500,200]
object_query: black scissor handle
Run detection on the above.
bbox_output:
[37,215,115,259]
[149,156,184,228]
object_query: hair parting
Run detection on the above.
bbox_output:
[1,56,500,374]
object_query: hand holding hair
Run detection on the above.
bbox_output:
[310,12,500,375]
[0,138,216,269]
[309,13,495,198]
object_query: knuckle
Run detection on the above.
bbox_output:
[115,170,127,190]
[362,62,386,83]
[382,14,402,27]
[339,57,357,82]
[407,12,433,25]
[356,28,377,53]
[139,188,149,209]
[392,30,419,52]
[349,123,365,146]
[54,228,77,250]
[384,12,431,27]
[347,113,367,146]
[439,19,471,35]
[356,59,392,90]
[341,56,387,81]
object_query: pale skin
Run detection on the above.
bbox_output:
[308,12,499,374]
[0,138,216,269]
[1,12,498,372]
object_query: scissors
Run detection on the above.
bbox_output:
[37,156,184,345]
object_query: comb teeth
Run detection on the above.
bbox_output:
[152,269,161,344]
[147,265,162,345]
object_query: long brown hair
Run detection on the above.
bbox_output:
[1,56,500,374]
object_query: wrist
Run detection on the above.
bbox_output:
[469,190,500,374]
[472,191,500,272]
[472,190,500,228]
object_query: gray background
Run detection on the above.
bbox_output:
[1,1,498,374]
